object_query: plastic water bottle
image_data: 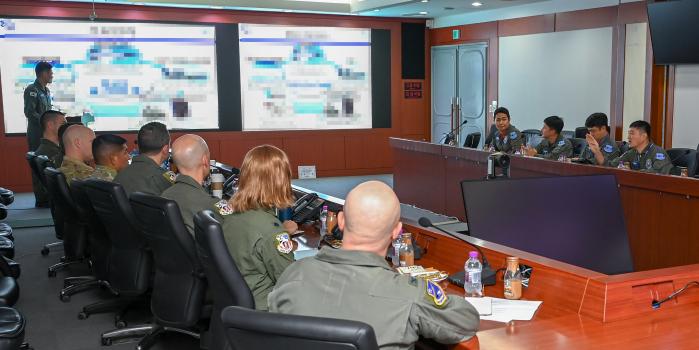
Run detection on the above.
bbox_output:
[464,251,484,297]
[319,205,328,237]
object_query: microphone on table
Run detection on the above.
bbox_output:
[651,281,699,309]
[441,120,468,145]
[418,217,497,286]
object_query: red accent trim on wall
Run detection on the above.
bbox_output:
[555,7,617,32]
[498,14,554,37]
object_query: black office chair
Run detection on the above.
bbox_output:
[575,127,589,139]
[42,168,88,277]
[617,141,630,154]
[561,130,575,139]
[80,180,152,335]
[462,132,481,149]
[667,148,698,177]
[27,153,63,256]
[570,138,588,157]
[105,193,207,349]
[221,306,379,350]
[521,129,541,146]
[194,211,254,350]
[483,124,497,146]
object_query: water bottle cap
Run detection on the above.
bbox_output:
[469,251,479,258]
[322,205,328,210]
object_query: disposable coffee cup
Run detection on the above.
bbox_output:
[211,173,225,198]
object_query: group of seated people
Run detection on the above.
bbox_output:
[33,111,480,348]
[484,107,674,174]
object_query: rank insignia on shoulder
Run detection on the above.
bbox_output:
[557,140,565,146]
[164,171,176,183]
[604,144,613,153]
[510,131,517,139]
[214,200,233,216]
[425,279,447,308]
[29,91,37,97]
[655,153,665,161]
[275,233,293,254]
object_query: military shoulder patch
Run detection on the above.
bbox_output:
[275,233,293,254]
[425,279,447,308]
[510,131,517,139]
[557,140,565,146]
[604,144,614,153]
[29,91,37,97]
[214,200,233,216]
[655,153,666,161]
[163,171,176,183]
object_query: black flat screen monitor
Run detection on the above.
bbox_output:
[647,0,699,65]
[461,175,634,275]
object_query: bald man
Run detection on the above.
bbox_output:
[161,134,223,235]
[269,181,479,349]
[58,125,95,185]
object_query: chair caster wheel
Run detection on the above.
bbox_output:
[48,270,56,278]
[78,312,88,320]
[101,337,112,346]
[60,293,70,302]
[41,248,49,256]
[115,320,127,329]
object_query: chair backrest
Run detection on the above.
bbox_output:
[667,148,698,177]
[521,129,541,146]
[32,154,54,188]
[70,180,111,280]
[44,167,86,258]
[130,192,206,328]
[221,306,380,350]
[463,132,481,148]
[617,141,630,154]
[574,127,589,139]
[561,130,575,139]
[570,138,588,157]
[26,152,40,181]
[483,124,497,146]
[82,179,151,295]
[194,210,254,350]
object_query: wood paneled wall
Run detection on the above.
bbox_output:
[0,0,430,192]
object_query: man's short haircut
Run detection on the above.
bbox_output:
[630,120,651,136]
[544,116,564,134]
[585,113,609,128]
[494,107,510,120]
[137,122,170,155]
[35,61,53,76]
[40,110,65,133]
[92,134,127,166]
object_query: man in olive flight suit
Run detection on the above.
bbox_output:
[487,107,524,154]
[609,120,673,174]
[269,181,480,349]
[114,121,174,196]
[578,113,621,166]
[526,115,573,160]
[161,134,223,235]
[24,61,54,152]
[33,110,66,207]
[58,125,95,184]
[87,134,130,182]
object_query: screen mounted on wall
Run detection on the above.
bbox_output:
[0,19,219,133]
[238,24,372,131]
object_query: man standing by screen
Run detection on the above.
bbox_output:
[24,61,54,151]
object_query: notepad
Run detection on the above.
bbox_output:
[292,236,318,260]
[478,297,542,323]
[465,297,493,316]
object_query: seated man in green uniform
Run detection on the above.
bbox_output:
[485,107,524,154]
[609,120,672,174]
[58,125,95,184]
[269,181,480,349]
[161,134,223,235]
[525,115,573,160]
[114,121,175,196]
[88,134,130,182]
[33,110,66,207]
[578,113,621,166]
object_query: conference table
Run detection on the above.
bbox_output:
[389,138,699,349]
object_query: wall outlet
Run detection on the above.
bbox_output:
[298,165,317,179]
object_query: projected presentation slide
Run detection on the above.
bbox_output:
[0,19,219,133]
[239,24,372,131]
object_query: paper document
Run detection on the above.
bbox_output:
[465,297,493,316]
[293,236,318,260]
[467,297,542,323]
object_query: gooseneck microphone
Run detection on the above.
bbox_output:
[418,217,497,286]
[441,120,468,145]
[651,281,699,309]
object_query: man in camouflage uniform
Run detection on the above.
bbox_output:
[486,107,524,154]
[33,110,66,207]
[609,120,673,174]
[269,181,479,349]
[579,113,620,166]
[161,134,223,235]
[114,122,174,196]
[526,116,573,160]
[87,134,130,182]
[58,125,95,184]
[24,61,54,151]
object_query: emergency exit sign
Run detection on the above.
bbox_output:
[452,29,460,40]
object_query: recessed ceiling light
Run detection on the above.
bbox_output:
[472,2,483,7]
[419,11,428,15]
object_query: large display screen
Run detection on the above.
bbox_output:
[239,24,372,131]
[0,19,219,133]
